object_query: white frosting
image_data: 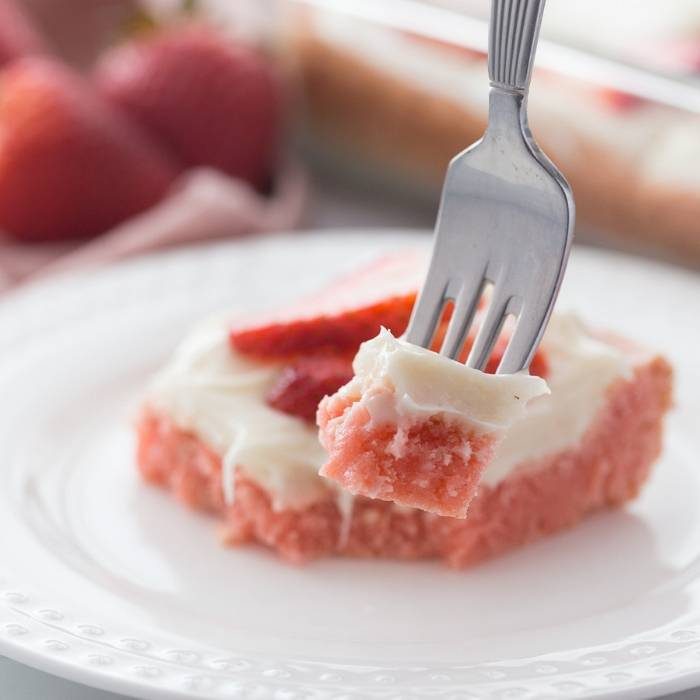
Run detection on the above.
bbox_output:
[147,316,328,510]
[146,311,632,508]
[483,314,630,485]
[344,328,548,430]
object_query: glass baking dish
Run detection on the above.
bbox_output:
[282,0,700,261]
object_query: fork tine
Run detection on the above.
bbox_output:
[440,277,485,360]
[465,291,510,370]
[497,303,549,374]
[404,276,447,348]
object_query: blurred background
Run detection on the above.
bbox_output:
[0,0,698,292]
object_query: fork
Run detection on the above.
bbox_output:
[405,0,574,374]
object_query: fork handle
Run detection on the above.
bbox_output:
[488,0,546,94]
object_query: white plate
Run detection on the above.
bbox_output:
[0,230,699,700]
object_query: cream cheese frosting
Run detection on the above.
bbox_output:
[146,316,328,510]
[483,314,630,485]
[343,328,548,430]
[146,310,632,509]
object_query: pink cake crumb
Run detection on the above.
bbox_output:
[317,385,496,518]
[136,355,672,568]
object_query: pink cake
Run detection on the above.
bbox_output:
[137,253,673,567]
[318,390,496,519]
[317,330,548,518]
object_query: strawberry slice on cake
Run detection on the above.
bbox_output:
[137,251,673,567]
[229,252,424,357]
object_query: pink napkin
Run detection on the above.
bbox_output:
[0,165,307,294]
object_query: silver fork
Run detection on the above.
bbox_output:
[405,0,574,374]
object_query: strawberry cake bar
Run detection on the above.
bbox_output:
[137,253,673,567]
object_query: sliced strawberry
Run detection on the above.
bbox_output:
[236,250,548,376]
[230,252,425,358]
[266,355,354,423]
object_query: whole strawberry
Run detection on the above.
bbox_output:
[94,25,284,191]
[0,0,46,67]
[0,57,179,242]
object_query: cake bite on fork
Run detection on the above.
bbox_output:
[317,328,548,518]
[317,0,574,517]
